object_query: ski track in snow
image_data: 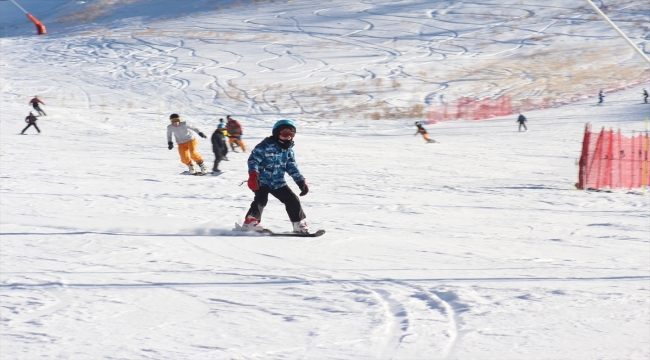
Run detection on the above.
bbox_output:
[1,0,649,359]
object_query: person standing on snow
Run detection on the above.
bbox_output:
[29,95,46,116]
[226,115,247,152]
[242,119,310,234]
[21,112,41,134]
[598,90,605,104]
[166,113,208,174]
[643,89,648,104]
[517,113,528,132]
[211,123,229,173]
[414,121,436,143]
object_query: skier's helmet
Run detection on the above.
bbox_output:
[272,119,296,137]
[217,123,225,129]
[170,113,180,122]
[415,121,421,126]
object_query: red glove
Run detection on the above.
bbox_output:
[247,172,260,191]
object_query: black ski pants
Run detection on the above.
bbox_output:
[33,105,46,116]
[212,153,223,172]
[21,123,40,134]
[246,185,305,222]
[518,122,527,131]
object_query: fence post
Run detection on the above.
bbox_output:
[576,123,591,189]
[632,130,636,187]
[594,127,605,190]
[642,130,648,195]
[606,128,614,188]
[617,129,622,188]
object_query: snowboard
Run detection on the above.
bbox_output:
[180,171,224,176]
[267,229,326,237]
[233,223,325,237]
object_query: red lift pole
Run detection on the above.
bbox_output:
[9,0,47,35]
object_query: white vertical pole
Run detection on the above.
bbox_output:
[585,0,650,65]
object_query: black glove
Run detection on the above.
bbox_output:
[168,142,173,150]
[198,132,207,138]
[296,180,309,196]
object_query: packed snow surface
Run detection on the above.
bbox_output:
[1,0,649,359]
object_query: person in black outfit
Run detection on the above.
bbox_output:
[643,89,648,104]
[517,113,527,132]
[21,112,41,134]
[211,122,229,172]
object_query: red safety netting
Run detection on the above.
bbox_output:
[428,96,511,123]
[576,123,650,190]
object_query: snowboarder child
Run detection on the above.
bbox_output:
[414,121,436,143]
[29,95,46,116]
[242,119,310,234]
[166,113,208,174]
[226,115,247,152]
[211,123,229,173]
[21,112,40,134]
[517,113,527,132]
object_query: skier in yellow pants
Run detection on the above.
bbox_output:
[414,121,436,143]
[167,113,209,174]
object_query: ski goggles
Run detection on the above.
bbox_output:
[170,118,181,122]
[279,129,295,138]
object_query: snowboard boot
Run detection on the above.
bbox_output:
[292,220,309,234]
[243,216,265,232]
[197,161,208,174]
[187,163,197,175]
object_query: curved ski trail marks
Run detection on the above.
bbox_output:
[374,288,410,359]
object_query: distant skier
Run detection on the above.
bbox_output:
[29,95,46,116]
[21,112,40,134]
[166,113,208,174]
[226,115,247,152]
[414,121,436,143]
[242,119,310,234]
[598,90,605,104]
[517,113,527,132]
[211,123,229,173]
[643,89,648,104]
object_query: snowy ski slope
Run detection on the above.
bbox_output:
[1,0,649,359]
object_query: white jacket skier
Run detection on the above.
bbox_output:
[166,113,208,174]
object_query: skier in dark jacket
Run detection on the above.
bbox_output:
[211,123,229,173]
[21,112,41,134]
[517,113,527,132]
[598,90,605,104]
[29,96,46,116]
[242,119,310,234]
[414,122,436,143]
[226,115,247,152]
[643,89,648,104]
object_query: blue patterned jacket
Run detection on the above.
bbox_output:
[248,137,304,190]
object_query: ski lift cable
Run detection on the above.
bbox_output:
[8,0,28,14]
[585,0,650,66]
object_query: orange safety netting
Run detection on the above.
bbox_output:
[576,123,650,190]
